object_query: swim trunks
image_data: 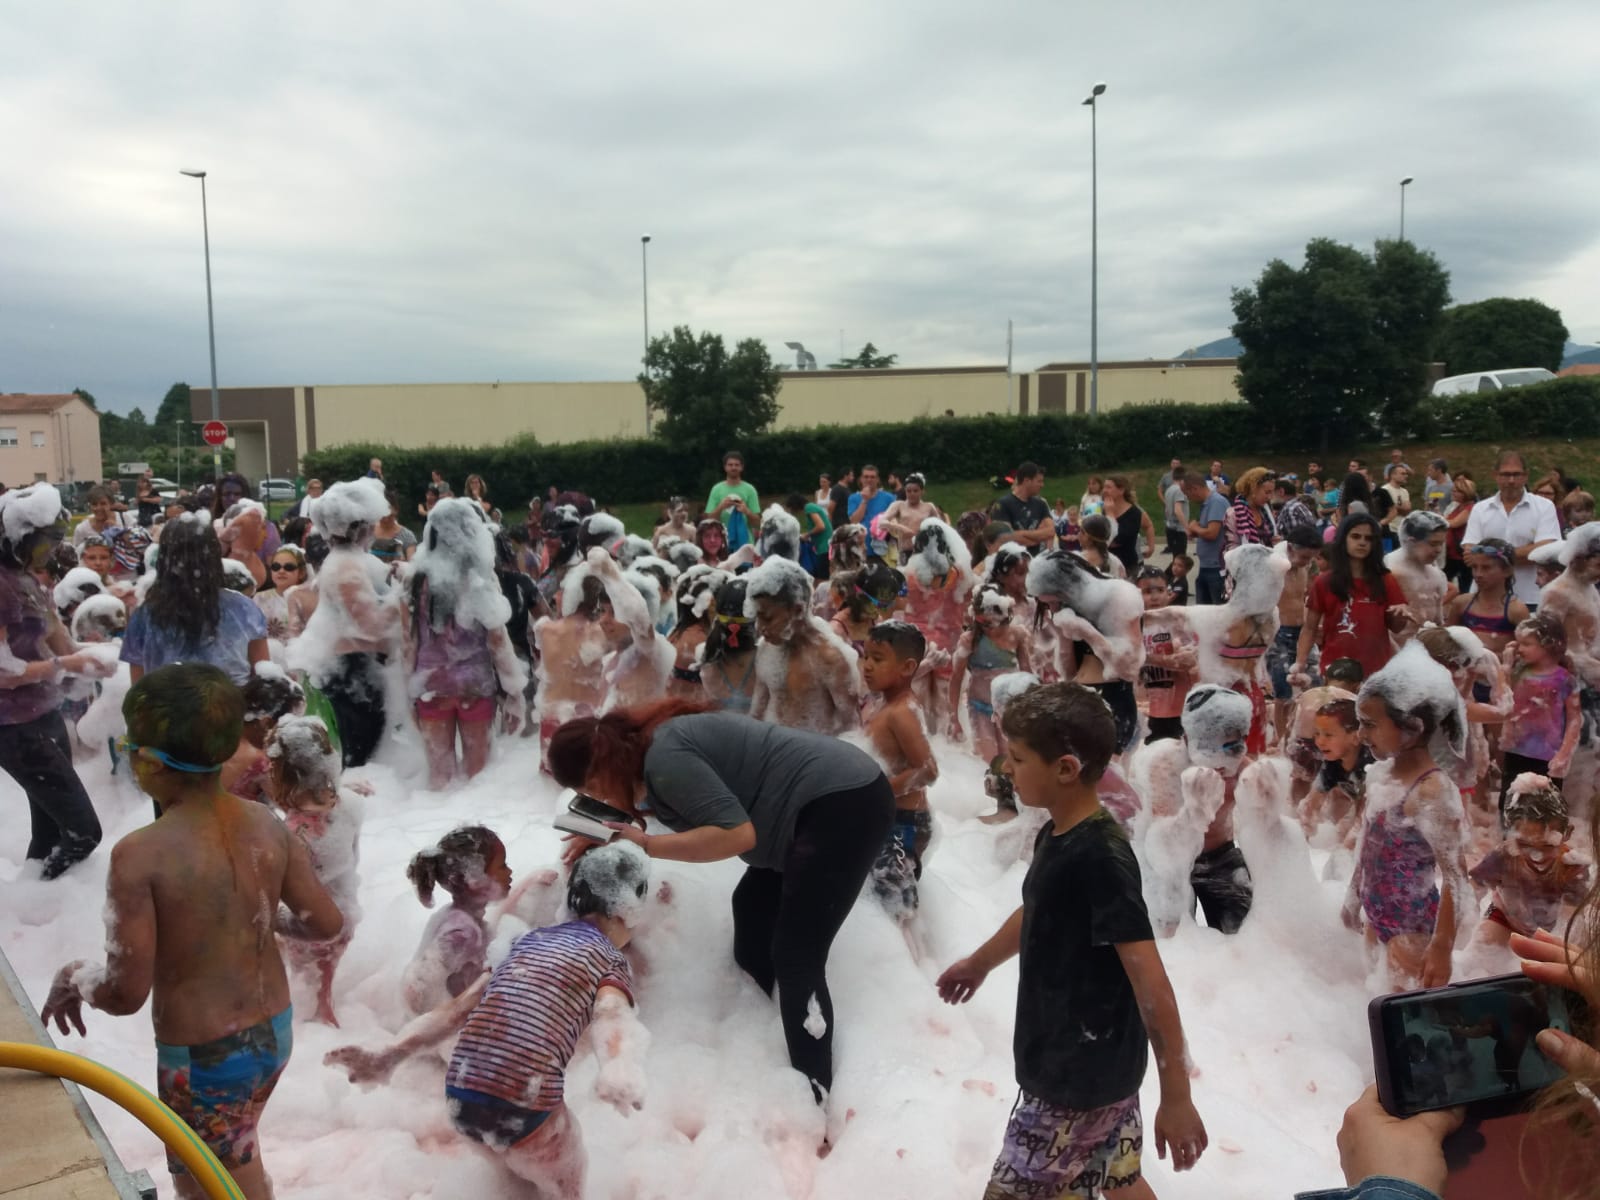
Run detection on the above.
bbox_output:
[1267,624,1301,701]
[1190,840,1253,935]
[156,1007,292,1176]
[984,1088,1142,1199]
[1144,715,1182,744]
[446,1085,552,1150]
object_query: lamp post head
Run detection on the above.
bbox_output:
[179,169,207,179]
[641,234,651,244]
[1400,176,1414,186]
[1092,81,1107,96]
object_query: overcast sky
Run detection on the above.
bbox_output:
[4,1,1598,415]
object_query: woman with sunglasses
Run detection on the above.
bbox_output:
[256,545,308,642]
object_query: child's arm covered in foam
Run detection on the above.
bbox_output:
[40,839,157,1034]
[326,971,491,1084]
[591,984,650,1113]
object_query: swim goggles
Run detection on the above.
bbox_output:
[1464,543,1513,564]
[715,612,749,625]
[115,736,223,774]
[856,583,908,608]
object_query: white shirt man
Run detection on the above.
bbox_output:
[1462,453,1562,607]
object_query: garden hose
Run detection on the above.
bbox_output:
[0,1041,245,1200]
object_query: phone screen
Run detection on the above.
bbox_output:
[569,793,634,826]
[1371,974,1578,1116]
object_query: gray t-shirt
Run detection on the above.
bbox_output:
[1163,483,1188,531]
[642,713,882,870]
[1195,492,1230,569]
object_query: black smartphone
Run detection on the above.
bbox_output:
[1369,972,1583,1117]
[569,793,634,826]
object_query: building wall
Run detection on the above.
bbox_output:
[773,368,1011,428]
[1020,362,1239,415]
[0,398,103,486]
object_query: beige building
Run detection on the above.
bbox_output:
[0,394,104,489]
[190,359,1241,475]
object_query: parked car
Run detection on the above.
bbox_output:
[258,477,297,502]
[146,477,180,499]
[1431,367,1556,396]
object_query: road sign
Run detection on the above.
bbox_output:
[117,462,150,475]
[202,420,229,447]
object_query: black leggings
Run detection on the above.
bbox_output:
[320,653,387,768]
[0,711,100,879]
[730,775,895,1100]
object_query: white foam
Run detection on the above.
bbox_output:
[309,478,389,542]
[0,484,66,543]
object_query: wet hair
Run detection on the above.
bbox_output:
[1466,537,1514,571]
[1399,510,1448,544]
[303,532,331,572]
[1324,513,1390,602]
[1503,778,1571,831]
[546,697,716,798]
[840,561,905,622]
[828,523,868,573]
[265,717,337,796]
[122,663,244,770]
[702,577,751,662]
[999,682,1114,782]
[567,843,651,919]
[241,669,304,724]
[1323,658,1365,688]
[1513,613,1569,679]
[1079,513,1112,558]
[407,825,506,906]
[1285,525,1322,551]
[904,472,927,490]
[867,619,925,664]
[145,514,225,647]
[1316,697,1359,731]
[1014,462,1042,483]
[1416,625,1475,672]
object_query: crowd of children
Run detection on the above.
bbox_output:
[12,447,1600,1200]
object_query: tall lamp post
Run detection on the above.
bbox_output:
[641,234,652,436]
[1082,81,1107,414]
[180,169,222,480]
[1399,176,1414,241]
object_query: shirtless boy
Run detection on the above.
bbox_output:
[41,664,343,1200]
[535,568,612,768]
[1270,527,1322,746]
[862,621,940,912]
[583,548,673,711]
[746,555,861,733]
[1384,510,1454,634]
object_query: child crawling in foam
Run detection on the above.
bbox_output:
[41,663,344,1200]
[327,842,651,1200]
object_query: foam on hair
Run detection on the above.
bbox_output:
[1180,684,1253,770]
[71,593,127,641]
[1399,510,1448,544]
[0,484,66,545]
[53,567,105,616]
[567,840,651,925]
[757,504,802,562]
[1358,640,1467,761]
[1558,522,1600,566]
[743,555,814,613]
[309,478,389,542]
[905,519,972,586]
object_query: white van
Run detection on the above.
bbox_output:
[1431,367,1556,396]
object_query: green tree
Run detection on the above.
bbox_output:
[154,382,192,429]
[1434,297,1569,376]
[73,387,98,410]
[1231,237,1450,449]
[639,326,782,459]
[828,342,898,369]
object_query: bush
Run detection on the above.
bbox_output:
[301,379,1600,507]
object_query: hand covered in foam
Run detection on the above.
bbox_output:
[591,988,649,1115]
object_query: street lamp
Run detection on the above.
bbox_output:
[1399,176,1414,242]
[783,341,817,370]
[641,234,652,436]
[179,169,222,480]
[1082,81,1107,414]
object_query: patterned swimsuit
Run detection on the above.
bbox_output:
[1359,768,1442,943]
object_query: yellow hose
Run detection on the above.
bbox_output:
[0,1041,245,1200]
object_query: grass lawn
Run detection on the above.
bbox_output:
[542,436,1595,539]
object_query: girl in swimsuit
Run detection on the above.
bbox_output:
[948,583,1032,763]
[1345,642,1472,989]
[1447,538,1528,660]
[401,825,514,1016]
[828,562,906,657]
[699,577,757,713]
[665,565,729,701]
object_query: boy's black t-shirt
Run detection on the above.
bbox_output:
[1015,808,1155,1111]
[828,482,850,522]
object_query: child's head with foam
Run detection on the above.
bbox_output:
[861,620,925,697]
[240,663,306,749]
[906,519,971,586]
[311,478,389,547]
[265,715,342,807]
[703,576,752,662]
[408,825,511,908]
[1399,510,1449,561]
[1356,641,1465,762]
[757,503,802,562]
[1502,774,1573,869]
[567,841,651,933]
[1512,612,1568,675]
[1222,543,1287,615]
[71,593,127,643]
[1180,685,1253,773]
[744,556,815,645]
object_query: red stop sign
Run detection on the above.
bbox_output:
[202,420,229,447]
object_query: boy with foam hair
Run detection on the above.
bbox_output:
[745,555,860,733]
[938,683,1206,1198]
[861,621,940,919]
[1469,774,1591,951]
[1384,509,1454,633]
[41,664,343,1200]
[326,842,651,1200]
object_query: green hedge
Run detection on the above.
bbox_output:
[300,377,1600,508]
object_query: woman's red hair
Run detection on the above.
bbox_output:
[546,697,716,805]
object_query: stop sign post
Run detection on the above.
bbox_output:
[201,420,229,447]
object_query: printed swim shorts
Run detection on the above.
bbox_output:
[984,1088,1142,1199]
[156,1006,292,1175]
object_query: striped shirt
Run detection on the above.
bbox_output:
[446,921,633,1111]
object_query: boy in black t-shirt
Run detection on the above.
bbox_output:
[937,682,1206,1198]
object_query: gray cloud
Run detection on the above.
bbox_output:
[3,0,1597,413]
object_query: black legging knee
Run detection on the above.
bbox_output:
[730,775,895,1098]
[0,711,100,879]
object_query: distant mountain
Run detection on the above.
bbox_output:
[1176,336,1241,359]
[1564,342,1600,368]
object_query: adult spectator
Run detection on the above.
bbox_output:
[123,516,269,686]
[814,473,832,509]
[1382,448,1410,480]
[1326,472,1375,543]
[71,485,135,550]
[828,468,854,526]
[1348,458,1367,480]
[1305,461,1324,493]
[1100,475,1152,574]
[1182,473,1230,604]
[0,486,106,879]
[1462,450,1561,608]
[1442,476,1476,592]
[133,476,162,527]
[1157,457,1182,498]
[367,457,384,479]
[1164,466,1191,557]
[1207,459,1231,494]
[848,465,895,557]
[706,450,760,553]
[549,701,894,1105]
[1375,464,1413,550]
[429,469,454,497]
[1422,459,1451,512]
[788,493,832,580]
[993,462,1054,549]
[285,478,322,522]
[1274,479,1318,538]
[1226,467,1276,550]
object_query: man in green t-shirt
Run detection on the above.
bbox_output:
[706,450,760,551]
